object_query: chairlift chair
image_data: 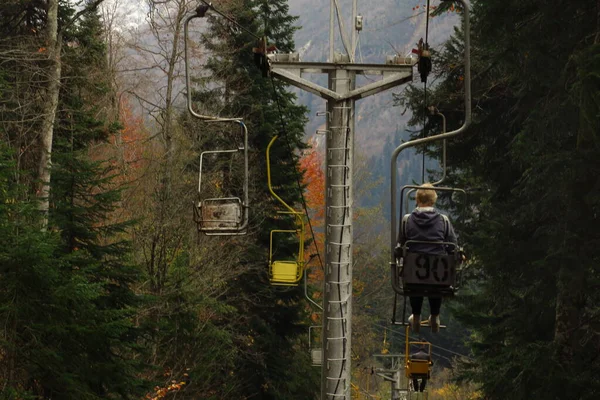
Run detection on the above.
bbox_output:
[184,9,250,235]
[393,185,466,295]
[193,122,249,235]
[389,0,472,326]
[309,325,323,367]
[395,111,466,298]
[266,135,306,286]
[404,329,433,387]
[390,185,468,325]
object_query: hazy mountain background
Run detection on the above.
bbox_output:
[108,0,459,211]
[287,0,459,211]
[288,0,458,153]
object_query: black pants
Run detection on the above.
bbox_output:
[412,377,427,392]
[410,296,441,315]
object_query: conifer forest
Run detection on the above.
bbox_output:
[0,0,598,399]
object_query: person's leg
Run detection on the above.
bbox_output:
[410,297,424,315]
[428,297,441,315]
[428,297,442,332]
[420,378,427,392]
[409,297,424,332]
[412,378,419,391]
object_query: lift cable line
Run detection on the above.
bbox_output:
[422,0,432,182]
[197,0,261,41]
[370,322,473,360]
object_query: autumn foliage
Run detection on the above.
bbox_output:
[300,138,325,283]
[144,369,189,400]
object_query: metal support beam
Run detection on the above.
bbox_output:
[345,72,412,100]
[271,68,341,101]
[269,54,414,400]
[322,67,354,399]
[268,59,414,75]
[329,0,334,62]
[373,354,407,400]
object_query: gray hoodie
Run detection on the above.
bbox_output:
[398,207,457,255]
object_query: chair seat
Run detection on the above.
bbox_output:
[402,283,455,297]
[271,261,300,283]
[199,202,242,230]
[311,348,322,366]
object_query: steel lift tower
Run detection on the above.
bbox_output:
[268,1,414,398]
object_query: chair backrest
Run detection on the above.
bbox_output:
[402,252,457,286]
[195,122,249,235]
[199,198,242,230]
[407,359,430,377]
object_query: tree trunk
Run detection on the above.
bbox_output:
[162,0,187,172]
[37,0,62,230]
[554,263,586,363]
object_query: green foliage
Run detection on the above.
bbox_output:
[188,0,319,397]
[0,4,148,398]
[403,0,600,398]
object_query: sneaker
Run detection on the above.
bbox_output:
[429,315,440,333]
[408,314,420,333]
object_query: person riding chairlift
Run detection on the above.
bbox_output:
[396,183,458,333]
[410,344,432,392]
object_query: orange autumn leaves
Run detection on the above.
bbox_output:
[300,138,325,282]
[144,369,189,400]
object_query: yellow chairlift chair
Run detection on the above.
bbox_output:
[404,326,433,396]
[266,135,306,286]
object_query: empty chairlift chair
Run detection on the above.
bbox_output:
[309,325,323,366]
[194,122,249,235]
[266,135,306,286]
[184,12,250,235]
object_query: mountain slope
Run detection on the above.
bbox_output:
[287,0,459,157]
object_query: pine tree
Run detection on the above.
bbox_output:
[189,0,320,397]
[403,1,600,398]
[0,6,147,399]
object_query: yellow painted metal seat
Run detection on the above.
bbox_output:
[271,260,302,284]
[266,135,306,286]
[407,359,431,377]
[404,329,433,380]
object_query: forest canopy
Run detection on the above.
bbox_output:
[0,0,598,399]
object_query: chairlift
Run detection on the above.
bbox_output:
[266,135,306,285]
[394,184,467,292]
[184,9,250,235]
[391,170,468,323]
[390,0,472,326]
[372,352,412,399]
[404,326,433,395]
[308,325,322,366]
[193,122,249,235]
